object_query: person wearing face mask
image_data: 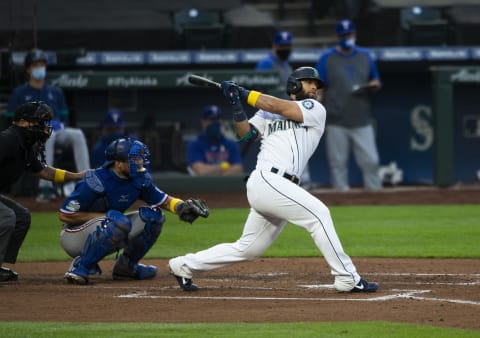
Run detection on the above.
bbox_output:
[256,31,293,99]
[7,49,91,201]
[0,102,84,282]
[316,19,382,191]
[186,105,244,176]
[91,109,136,168]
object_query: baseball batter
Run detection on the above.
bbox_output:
[169,67,379,293]
[59,138,209,285]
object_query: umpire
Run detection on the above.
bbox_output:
[0,101,84,281]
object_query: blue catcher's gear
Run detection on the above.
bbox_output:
[105,209,132,234]
[64,210,132,284]
[102,138,151,176]
[112,207,165,280]
[112,254,158,280]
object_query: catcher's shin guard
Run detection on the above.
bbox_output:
[113,207,164,280]
[125,207,164,262]
[66,214,131,283]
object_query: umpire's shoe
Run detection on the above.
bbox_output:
[112,255,157,280]
[350,278,379,293]
[0,267,18,282]
[168,258,198,291]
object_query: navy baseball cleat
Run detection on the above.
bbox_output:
[64,257,89,285]
[173,275,199,291]
[350,278,379,292]
[168,258,199,291]
[64,270,88,285]
[112,254,157,280]
[64,256,102,285]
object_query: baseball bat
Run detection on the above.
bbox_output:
[188,75,221,89]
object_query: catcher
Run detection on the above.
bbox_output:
[59,138,209,284]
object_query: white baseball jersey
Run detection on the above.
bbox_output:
[250,98,326,179]
[169,96,363,292]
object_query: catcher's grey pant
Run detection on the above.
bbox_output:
[0,195,31,266]
[325,124,381,191]
[171,168,361,292]
[60,211,146,258]
[39,127,91,189]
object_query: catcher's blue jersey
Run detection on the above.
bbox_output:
[60,168,167,214]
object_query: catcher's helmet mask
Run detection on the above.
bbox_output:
[286,66,324,96]
[14,101,53,143]
[103,138,151,177]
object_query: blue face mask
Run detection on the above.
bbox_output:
[339,37,356,50]
[31,66,46,80]
[205,121,222,142]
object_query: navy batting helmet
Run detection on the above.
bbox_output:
[24,49,48,68]
[286,67,324,95]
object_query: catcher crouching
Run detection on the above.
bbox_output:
[59,138,209,284]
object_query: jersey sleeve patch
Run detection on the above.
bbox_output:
[302,99,315,110]
[85,170,105,193]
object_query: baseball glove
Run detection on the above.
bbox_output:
[177,198,209,224]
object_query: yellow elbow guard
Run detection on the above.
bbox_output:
[247,91,261,107]
[54,169,66,183]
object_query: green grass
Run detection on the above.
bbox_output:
[19,205,480,261]
[0,321,478,338]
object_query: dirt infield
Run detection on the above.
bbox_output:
[1,185,480,329]
[2,258,479,329]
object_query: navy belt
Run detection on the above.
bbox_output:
[270,167,300,185]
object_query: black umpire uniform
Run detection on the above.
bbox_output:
[0,102,53,281]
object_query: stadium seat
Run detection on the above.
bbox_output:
[400,6,448,46]
[223,5,276,49]
[444,5,480,45]
[173,8,224,49]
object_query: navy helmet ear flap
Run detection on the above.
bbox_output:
[103,138,131,167]
[286,76,303,95]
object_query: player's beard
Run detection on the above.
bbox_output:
[296,90,317,101]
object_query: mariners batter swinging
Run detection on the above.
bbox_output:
[168,67,379,293]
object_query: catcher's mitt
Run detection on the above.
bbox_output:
[177,198,209,223]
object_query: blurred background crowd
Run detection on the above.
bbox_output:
[1,0,480,199]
